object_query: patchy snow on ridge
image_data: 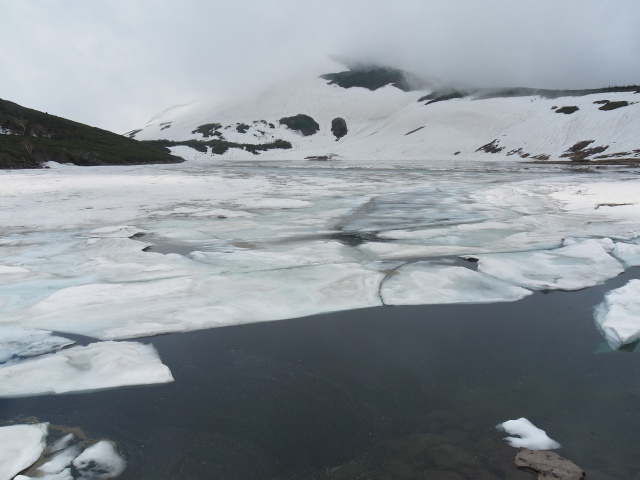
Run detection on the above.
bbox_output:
[132,59,640,162]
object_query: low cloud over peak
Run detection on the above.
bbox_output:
[1,0,638,132]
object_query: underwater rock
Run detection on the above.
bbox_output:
[514,448,585,480]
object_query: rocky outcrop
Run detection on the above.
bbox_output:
[556,106,579,114]
[279,114,319,136]
[331,117,348,140]
[514,448,585,480]
[476,139,504,154]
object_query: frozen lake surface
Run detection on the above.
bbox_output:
[1,159,640,478]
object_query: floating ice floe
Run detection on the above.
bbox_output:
[611,242,640,267]
[465,239,624,291]
[0,341,173,397]
[497,418,561,450]
[0,423,48,480]
[0,327,75,364]
[594,279,640,350]
[381,262,532,305]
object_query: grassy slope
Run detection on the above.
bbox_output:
[0,98,182,169]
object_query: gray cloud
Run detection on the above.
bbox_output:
[1,0,639,132]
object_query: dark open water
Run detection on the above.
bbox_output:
[1,269,639,479]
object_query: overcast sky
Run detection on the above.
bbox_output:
[2,0,639,133]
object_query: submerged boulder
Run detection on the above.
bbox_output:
[514,448,585,480]
[331,117,348,140]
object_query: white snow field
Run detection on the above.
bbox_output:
[594,279,640,349]
[497,418,561,450]
[131,59,640,163]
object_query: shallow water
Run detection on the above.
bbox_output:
[1,268,639,479]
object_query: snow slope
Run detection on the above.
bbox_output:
[132,59,640,162]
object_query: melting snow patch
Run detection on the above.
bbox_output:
[15,432,126,480]
[468,239,624,291]
[72,441,126,479]
[497,418,561,450]
[37,444,81,475]
[381,262,532,305]
[594,279,640,349]
[0,423,48,480]
[0,341,173,397]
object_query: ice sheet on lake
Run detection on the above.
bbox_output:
[466,239,624,291]
[594,279,640,350]
[497,418,561,450]
[0,327,75,364]
[0,341,173,397]
[2,162,640,384]
[0,423,48,480]
[381,262,532,305]
[8,263,385,340]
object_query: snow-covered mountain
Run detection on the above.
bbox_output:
[130,59,640,162]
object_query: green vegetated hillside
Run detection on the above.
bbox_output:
[0,98,182,169]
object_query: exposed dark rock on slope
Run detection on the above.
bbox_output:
[420,85,640,104]
[321,66,428,92]
[556,106,579,114]
[331,118,348,140]
[279,114,320,136]
[146,138,292,156]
